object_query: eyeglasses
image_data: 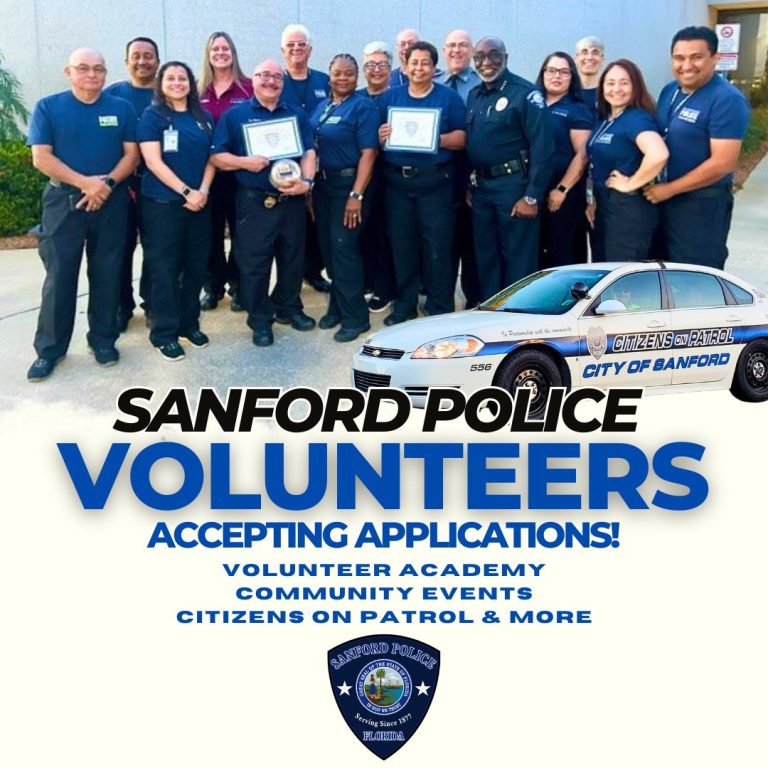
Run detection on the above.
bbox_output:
[577,48,603,58]
[364,61,391,71]
[254,71,284,82]
[285,41,308,49]
[71,64,107,75]
[543,67,572,77]
[473,51,505,65]
[445,42,471,50]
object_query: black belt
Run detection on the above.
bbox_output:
[385,162,451,179]
[319,167,356,179]
[239,186,290,208]
[474,159,524,177]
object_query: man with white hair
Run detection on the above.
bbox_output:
[574,35,604,118]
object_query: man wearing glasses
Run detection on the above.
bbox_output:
[574,36,604,119]
[210,60,317,347]
[26,48,139,381]
[466,37,554,300]
[389,28,420,86]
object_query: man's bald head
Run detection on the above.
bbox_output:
[65,48,107,99]
[252,59,284,106]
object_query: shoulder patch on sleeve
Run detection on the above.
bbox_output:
[527,90,545,109]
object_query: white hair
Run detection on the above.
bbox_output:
[575,36,605,54]
[363,40,392,62]
[281,24,311,47]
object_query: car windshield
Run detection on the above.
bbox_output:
[479,268,612,315]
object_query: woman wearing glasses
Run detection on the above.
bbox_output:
[535,52,593,267]
[198,32,252,312]
[587,59,668,262]
[311,54,379,342]
[138,61,215,361]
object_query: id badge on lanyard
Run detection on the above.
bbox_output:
[163,129,179,153]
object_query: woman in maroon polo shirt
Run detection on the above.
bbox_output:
[198,31,253,311]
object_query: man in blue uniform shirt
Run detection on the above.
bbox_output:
[211,59,317,347]
[644,26,750,269]
[389,28,419,87]
[104,36,160,331]
[26,48,139,381]
[466,37,554,300]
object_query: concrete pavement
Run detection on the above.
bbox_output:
[2,159,767,413]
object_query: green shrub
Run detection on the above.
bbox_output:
[741,106,768,156]
[0,140,46,236]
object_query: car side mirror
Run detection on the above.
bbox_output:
[570,281,590,301]
[595,299,628,315]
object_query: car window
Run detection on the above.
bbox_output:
[667,271,726,309]
[723,279,754,305]
[596,272,661,312]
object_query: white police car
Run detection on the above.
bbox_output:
[352,262,768,413]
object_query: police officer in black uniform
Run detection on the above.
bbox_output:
[466,37,554,300]
[26,48,139,381]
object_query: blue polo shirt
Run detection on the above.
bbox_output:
[211,98,314,191]
[28,90,137,176]
[137,106,213,202]
[281,69,330,115]
[104,80,154,123]
[311,91,379,171]
[587,107,660,188]
[379,83,466,167]
[548,95,593,177]
[657,75,750,186]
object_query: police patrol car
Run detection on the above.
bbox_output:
[352,262,768,413]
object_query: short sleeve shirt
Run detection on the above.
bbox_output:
[104,81,154,124]
[281,69,330,115]
[200,78,253,125]
[548,95,594,177]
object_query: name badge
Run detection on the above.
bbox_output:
[163,129,179,153]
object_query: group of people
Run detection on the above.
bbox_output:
[25,23,750,382]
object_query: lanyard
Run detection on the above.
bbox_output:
[588,109,623,149]
[664,87,694,138]
[314,98,345,144]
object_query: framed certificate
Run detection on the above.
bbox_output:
[242,116,304,160]
[385,107,441,154]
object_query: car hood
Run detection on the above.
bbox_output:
[364,310,575,352]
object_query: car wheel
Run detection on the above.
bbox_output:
[495,349,562,417]
[730,340,768,402]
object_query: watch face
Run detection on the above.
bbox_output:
[104,177,116,188]
[524,196,537,205]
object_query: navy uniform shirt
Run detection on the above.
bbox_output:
[581,86,599,121]
[548,95,593,178]
[466,70,554,201]
[379,83,466,168]
[211,98,314,191]
[657,75,750,186]
[281,69,330,115]
[389,68,408,87]
[311,91,379,171]
[104,80,154,123]
[435,67,481,105]
[27,90,137,176]
[137,106,213,202]
[587,107,660,188]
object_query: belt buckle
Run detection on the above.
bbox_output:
[401,166,415,178]
[263,196,277,209]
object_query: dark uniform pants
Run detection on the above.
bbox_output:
[34,183,128,359]
[592,186,658,263]
[360,165,395,301]
[118,177,151,317]
[471,175,538,301]
[205,171,240,297]
[384,165,456,317]
[315,174,369,329]
[235,189,305,330]
[659,186,734,270]
[541,176,588,268]
[141,198,211,347]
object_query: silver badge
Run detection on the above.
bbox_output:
[269,159,302,190]
[495,96,508,112]
[587,326,608,360]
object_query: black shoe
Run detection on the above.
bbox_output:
[88,346,119,366]
[230,296,245,312]
[334,324,370,343]
[318,313,341,330]
[276,311,316,331]
[252,329,274,347]
[27,355,63,382]
[367,295,391,313]
[305,276,331,293]
[180,330,209,348]
[117,309,133,333]
[156,341,185,361]
[144,311,152,328]
[200,292,220,311]
[383,312,417,327]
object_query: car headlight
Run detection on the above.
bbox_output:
[411,335,485,359]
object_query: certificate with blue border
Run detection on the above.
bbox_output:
[385,107,441,154]
[243,116,303,160]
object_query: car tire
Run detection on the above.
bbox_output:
[730,339,768,403]
[495,349,563,417]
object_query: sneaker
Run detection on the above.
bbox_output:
[367,295,391,313]
[180,330,209,348]
[27,355,63,382]
[156,341,185,361]
[334,324,370,343]
[88,346,119,366]
[275,311,316,331]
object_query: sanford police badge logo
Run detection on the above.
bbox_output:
[587,325,608,360]
[328,634,440,759]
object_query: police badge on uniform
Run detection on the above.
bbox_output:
[587,326,608,359]
[328,634,440,759]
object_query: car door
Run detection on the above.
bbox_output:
[577,270,673,388]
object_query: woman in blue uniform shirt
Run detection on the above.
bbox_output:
[138,61,215,360]
[535,51,593,267]
[586,59,668,262]
[311,54,379,342]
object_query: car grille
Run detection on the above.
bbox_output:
[353,370,392,391]
[361,345,405,360]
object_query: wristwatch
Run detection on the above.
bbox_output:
[302,178,315,190]
[556,184,568,194]
[523,196,537,205]
[103,176,116,189]
[349,191,364,201]
[180,186,191,197]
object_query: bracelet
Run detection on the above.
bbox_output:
[200,186,210,195]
